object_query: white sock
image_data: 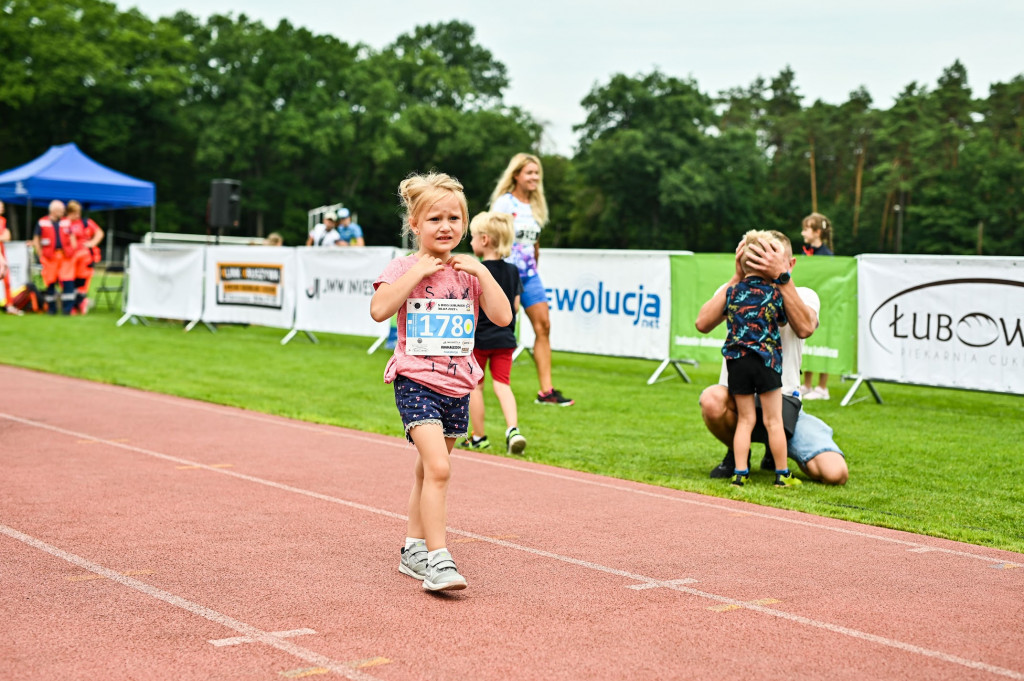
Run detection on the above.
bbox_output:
[427,548,449,561]
[405,537,424,549]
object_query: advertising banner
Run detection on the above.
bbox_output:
[124,244,205,321]
[669,253,857,374]
[519,249,676,360]
[292,246,396,338]
[858,255,1024,395]
[201,246,296,328]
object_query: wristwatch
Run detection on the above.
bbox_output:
[773,271,791,285]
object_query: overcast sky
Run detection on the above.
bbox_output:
[117,0,1024,156]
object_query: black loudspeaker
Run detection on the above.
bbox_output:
[209,179,241,228]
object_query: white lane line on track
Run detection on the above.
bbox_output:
[9,375,1020,570]
[3,412,1023,680]
[0,524,384,681]
[210,628,317,647]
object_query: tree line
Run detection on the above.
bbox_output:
[2,0,1021,256]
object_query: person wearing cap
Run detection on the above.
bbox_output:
[335,207,365,247]
[306,212,341,247]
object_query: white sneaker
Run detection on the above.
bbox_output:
[797,385,813,396]
[422,549,467,591]
[803,387,830,401]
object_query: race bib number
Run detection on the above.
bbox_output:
[405,298,475,356]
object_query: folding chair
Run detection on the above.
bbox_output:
[95,262,125,311]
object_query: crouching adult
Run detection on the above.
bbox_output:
[695,231,848,485]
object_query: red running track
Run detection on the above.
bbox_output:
[1,365,1022,681]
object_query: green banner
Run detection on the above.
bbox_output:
[669,254,857,374]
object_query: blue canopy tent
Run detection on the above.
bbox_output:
[0,143,156,257]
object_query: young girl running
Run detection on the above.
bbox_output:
[371,172,512,592]
[799,212,835,400]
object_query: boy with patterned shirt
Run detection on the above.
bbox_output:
[721,230,800,488]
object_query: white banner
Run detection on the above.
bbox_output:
[4,241,31,293]
[292,246,396,338]
[858,254,1024,395]
[201,246,296,328]
[124,244,205,321]
[520,249,676,360]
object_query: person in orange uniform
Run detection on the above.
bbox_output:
[66,200,105,314]
[32,200,76,314]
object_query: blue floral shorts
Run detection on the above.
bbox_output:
[393,376,469,442]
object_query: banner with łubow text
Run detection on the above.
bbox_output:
[858,254,1024,395]
[519,249,681,361]
[201,245,296,328]
[292,246,398,338]
[124,244,206,321]
[669,253,857,375]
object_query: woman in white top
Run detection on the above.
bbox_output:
[489,153,573,406]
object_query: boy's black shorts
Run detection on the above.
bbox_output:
[726,352,782,395]
[726,353,800,441]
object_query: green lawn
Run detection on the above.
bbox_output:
[3,306,1022,553]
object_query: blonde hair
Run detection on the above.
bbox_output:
[66,200,82,216]
[469,211,514,259]
[264,232,283,246]
[767,229,793,258]
[802,212,834,252]
[489,153,548,226]
[740,229,786,275]
[398,171,469,245]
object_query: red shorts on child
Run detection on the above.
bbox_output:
[473,347,514,385]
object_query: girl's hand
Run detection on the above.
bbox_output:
[411,253,446,279]
[448,254,484,278]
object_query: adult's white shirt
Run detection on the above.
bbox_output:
[309,223,340,247]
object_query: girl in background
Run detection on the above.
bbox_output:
[799,212,834,400]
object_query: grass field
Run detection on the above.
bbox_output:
[3,304,1023,554]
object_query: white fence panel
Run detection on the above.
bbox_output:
[292,246,397,338]
[124,244,205,321]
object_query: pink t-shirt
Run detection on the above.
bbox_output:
[373,255,483,397]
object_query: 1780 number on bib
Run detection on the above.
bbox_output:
[405,298,475,356]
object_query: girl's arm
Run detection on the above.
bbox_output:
[370,255,444,322]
